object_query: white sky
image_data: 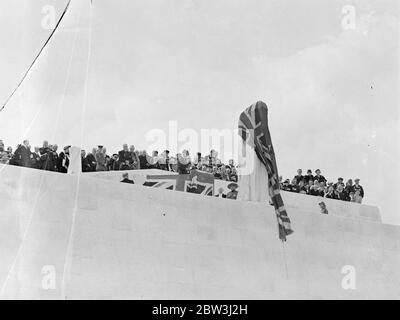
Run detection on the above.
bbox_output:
[0,0,399,224]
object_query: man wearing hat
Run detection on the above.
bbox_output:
[353,178,364,203]
[333,177,345,190]
[58,145,71,173]
[303,169,314,185]
[314,169,327,184]
[226,182,238,200]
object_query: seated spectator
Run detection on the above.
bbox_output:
[226,182,238,200]
[334,184,348,201]
[349,191,356,202]
[325,185,338,199]
[120,172,134,184]
[314,169,327,184]
[294,169,304,184]
[169,156,178,172]
[309,180,322,196]
[119,160,131,171]
[303,169,314,184]
[353,179,364,203]
[298,180,307,194]
[290,178,300,193]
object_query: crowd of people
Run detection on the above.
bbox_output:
[280,169,365,203]
[1,139,364,203]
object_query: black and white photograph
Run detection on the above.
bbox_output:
[0,0,399,304]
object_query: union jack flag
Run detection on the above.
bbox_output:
[239,101,293,241]
[143,170,214,196]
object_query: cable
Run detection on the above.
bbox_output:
[0,0,72,112]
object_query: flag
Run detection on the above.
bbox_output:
[238,101,293,241]
[143,170,214,196]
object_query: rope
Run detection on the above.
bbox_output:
[281,240,289,279]
[0,0,72,112]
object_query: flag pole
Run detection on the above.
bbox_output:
[281,240,289,279]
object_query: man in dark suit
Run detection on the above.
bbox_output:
[58,146,70,173]
[18,140,31,168]
[81,150,91,172]
[120,172,134,184]
[118,144,131,164]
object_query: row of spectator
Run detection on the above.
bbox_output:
[280,169,365,203]
[1,140,365,203]
[0,140,238,182]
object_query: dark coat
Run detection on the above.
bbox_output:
[121,178,134,184]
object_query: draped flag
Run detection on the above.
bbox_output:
[238,101,293,241]
[143,170,214,196]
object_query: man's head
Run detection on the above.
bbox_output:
[112,154,118,160]
[123,144,128,151]
[81,150,86,157]
[315,169,321,175]
[338,177,343,183]
[92,148,96,154]
[129,145,135,152]
[229,159,234,166]
[23,139,29,147]
[297,169,302,175]
[43,140,48,148]
[34,147,39,153]
[307,169,312,175]
[7,146,12,153]
[355,178,360,185]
